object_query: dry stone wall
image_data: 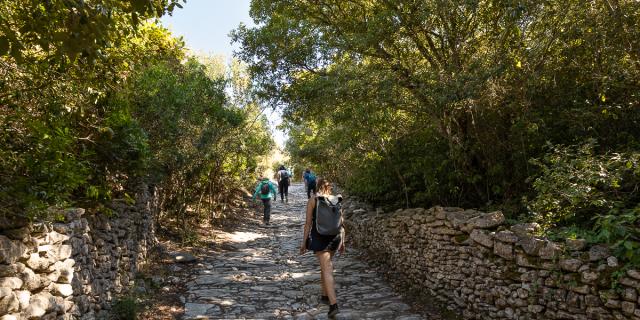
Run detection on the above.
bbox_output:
[342,200,640,320]
[1,186,155,320]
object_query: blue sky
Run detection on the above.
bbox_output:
[160,0,254,58]
[161,0,286,147]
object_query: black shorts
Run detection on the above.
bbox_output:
[307,230,341,253]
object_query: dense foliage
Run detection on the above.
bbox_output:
[529,141,640,263]
[0,0,184,63]
[1,2,273,232]
[234,0,640,258]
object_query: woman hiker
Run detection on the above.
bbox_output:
[252,177,277,225]
[299,178,345,317]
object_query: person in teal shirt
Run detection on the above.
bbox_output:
[252,177,278,225]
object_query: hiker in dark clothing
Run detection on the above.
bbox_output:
[252,177,277,225]
[276,165,291,203]
[299,178,345,317]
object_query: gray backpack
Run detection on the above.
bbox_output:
[315,195,343,236]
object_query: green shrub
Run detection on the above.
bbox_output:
[528,140,640,229]
[593,206,640,266]
[111,296,138,320]
[528,140,640,265]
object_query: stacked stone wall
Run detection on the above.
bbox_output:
[1,186,154,319]
[343,200,640,320]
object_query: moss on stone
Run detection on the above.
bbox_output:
[453,234,470,244]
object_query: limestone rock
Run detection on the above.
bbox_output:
[581,270,599,284]
[445,210,480,228]
[466,211,505,229]
[170,252,197,263]
[25,253,54,272]
[585,295,602,307]
[528,305,544,313]
[621,301,635,314]
[494,231,518,243]
[627,269,640,280]
[64,208,85,222]
[57,265,74,284]
[588,245,610,261]
[24,292,54,319]
[619,277,640,289]
[52,295,65,314]
[0,277,23,290]
[0,235,27,264]
[494,241,514,260]
[431,227,458,235]
[516,253,538,268]
[566,239,586,251]
[3,226,32,241]
[51,223,70,235]
[470,229,494,248]
[30,223,49,234]
[48,231,69,245]
[0,287,11,298]
[0,289,19,314]
[622,288,637,302]
[539,241,562,260]
[20,268,42,290]
[57,244,72,260]
[559,258,583,272]
[0,264,20,278]
[570,284,590,294]
[510,223,540,236]
[433,206,447,219]
[16,290,30,309]
[604,298,620,309]
[62,258,75,268]
[518,235,545,256]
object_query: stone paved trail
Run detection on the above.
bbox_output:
[181,183,428,320]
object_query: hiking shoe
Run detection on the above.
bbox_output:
[328,303,339,317]
[320,295,329,304]
[265,220,270,225]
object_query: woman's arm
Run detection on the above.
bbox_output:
[251,183,259,201]
[338,214,346,254]
[300,197,315,254]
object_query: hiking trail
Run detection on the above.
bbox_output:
[179,183,435,319]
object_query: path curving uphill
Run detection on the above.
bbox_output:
[181,183,430,320]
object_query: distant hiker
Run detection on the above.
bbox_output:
[277,165,290,203]
[252,177,277,225]
[302,170,308,189]
[303,168,317,199]
[299,178,345,317]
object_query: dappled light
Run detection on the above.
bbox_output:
[180,184,429,319]
[226,231,267,244]
[2,0,639,319]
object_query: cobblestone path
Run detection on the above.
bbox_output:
[181,183,427,319]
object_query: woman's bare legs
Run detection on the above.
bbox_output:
[320,268,327,296]
[316,251,337,304]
